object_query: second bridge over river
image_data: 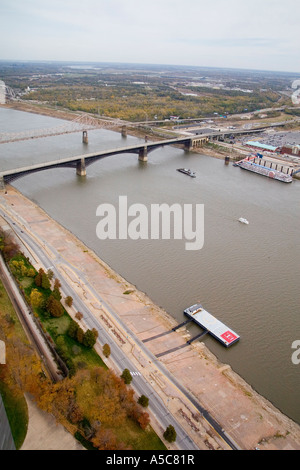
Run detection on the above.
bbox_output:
[0,135,208,186]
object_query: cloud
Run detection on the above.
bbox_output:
[0,0,299,72]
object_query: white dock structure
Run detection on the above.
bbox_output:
[183,304,240,347]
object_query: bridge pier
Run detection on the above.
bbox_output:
[121,126,127,138]
[76,158,86,177]
[138,146,148,162]
[82,131,88,144]
[191,137,209,149]
[184,140,193,152]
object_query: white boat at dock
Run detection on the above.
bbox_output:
[233,157,293,183]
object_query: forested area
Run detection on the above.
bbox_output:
[0,61,293,122]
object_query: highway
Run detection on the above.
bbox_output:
[0,205,241,450]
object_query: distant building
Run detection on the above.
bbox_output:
[280,144,300,157]
[245,141,279,152]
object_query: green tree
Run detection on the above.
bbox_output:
[163,425,177,443]
[41,273,51,290]
[137,395,149,408]
[83,329,97,348]
[121,368,132,385]
[52,287,62,301]
[103,343,111,358]
[68,320,79,339]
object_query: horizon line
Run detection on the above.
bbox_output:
[0,58,300,76]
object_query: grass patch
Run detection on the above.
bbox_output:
[61,334,107,370]
[115,418,166,450]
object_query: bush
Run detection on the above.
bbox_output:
[65,296,73,307]
[68,320,79,338]
[163,425,177,443]
[138,395,149,408]
[83,329,97,348]
[46,295,64,318]
[103,343,111,358]
[121,368,132,385]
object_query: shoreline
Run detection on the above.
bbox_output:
[1,185,300,450]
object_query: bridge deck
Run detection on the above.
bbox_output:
[0,137,193,182]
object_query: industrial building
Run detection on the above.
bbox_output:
[245,141,279,153]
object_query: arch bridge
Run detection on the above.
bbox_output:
[0,135,208,187]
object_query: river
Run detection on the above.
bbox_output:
[0,107,299,424]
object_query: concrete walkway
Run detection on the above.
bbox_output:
[21,395,84,451]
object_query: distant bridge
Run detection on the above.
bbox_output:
[0,106,278,145]
[0,135,209,187]
[0,113,127,144]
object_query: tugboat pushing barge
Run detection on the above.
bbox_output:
[177,168,196,178]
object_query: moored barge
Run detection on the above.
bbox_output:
[184,303,240,347]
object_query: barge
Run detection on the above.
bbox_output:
[177,168,196,178]
[183,303,240,347]
[234,157,293,183]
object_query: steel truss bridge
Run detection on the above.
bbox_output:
[0,113,127,144]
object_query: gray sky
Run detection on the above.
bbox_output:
[1,0,299,72]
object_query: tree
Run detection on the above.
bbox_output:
[52,287,62,301]
[103,343,111,358]
[54,278,61,289]
[137,394,149,408]
[47,269,54,280]
[34,268,45,287]
[121,368,132,385]
[163,425,177,443]
[137,411,150,430]
[68,320,79,339]
[65,296,73,307]
[41,272,51,290]
[83,329,97,348]
[29,288,44,309]
[46,295,64,318]
[76,327,85,344]
[75,311,83,320]
[27,268,36,278]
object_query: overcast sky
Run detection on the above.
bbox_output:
[1,0,299,73]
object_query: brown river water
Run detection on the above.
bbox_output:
[0,108,299,424]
